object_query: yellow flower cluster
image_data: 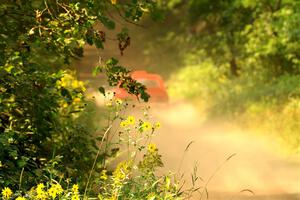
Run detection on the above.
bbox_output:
[47,183,63,199]
[119,115,135,128]
[1,182,83,200]
[36,183,47,199]
[56,73,86,92]
[106,99,123,108]
[140,121,161,132]
[71,184,80,200]
[100,170,108,180]
[112,160,132,185]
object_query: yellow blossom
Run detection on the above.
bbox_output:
[72,184,79,194]
[54,184,63,195]
[111,0,117,5]
[73,98,81,103]
[71,194,80,200]
[147,143,157,153]
[115,99,122,105]
[120,120,128,127]
[141,122,151,131]
[47,183,63,199]
[127,116,135,125]
[47,187,57,199]
[100,170,108,180]
[154,122,161,129]
[36,183,46,200]
[36,183,45,193]
[71,80,79,89]
[36,192,46,200]
[16,196,26,200]
[62,103,68,108]
[60,81,67,87]
[113,161,132,184]
[1,187,13,199]
[106,102,112,107]
[78,81,86,92]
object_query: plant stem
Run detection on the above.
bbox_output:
[83,125,112,199]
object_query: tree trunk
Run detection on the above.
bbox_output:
[230,57,239,77]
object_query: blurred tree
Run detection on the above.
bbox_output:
[164,0,300,77]
[0,0,159,188]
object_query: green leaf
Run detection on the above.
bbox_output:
[99,16,115,30]
[94,38,104,49]
[98,86,105,96]
[92,66,102,76]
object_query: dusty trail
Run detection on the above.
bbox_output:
[146,102,300,199]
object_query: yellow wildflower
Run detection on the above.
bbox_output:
[113,161,132,184]
[16,196,26,200]
[100,170,108,180]
[72,184,79,194]
[47,187,57,199]
[36,192,46,200]
[47,183,63,199]
[60,80,67,87]
[73,97,81,103]
[36,183,45,193]
[154,122,161,129]
[62,103,68,108]
[106,101,112,107]
[71,80,79,89]
[141,122,151,131]
[115,99,122,105]
[71,194,80,200]
[54,184,63,195]
[78,81,86,92]
[127,116,135,125]
[147,143,157,153]
[1,187,13,199]
[120,120,128,127]
[111,0,117,5]
[36,183,46,200]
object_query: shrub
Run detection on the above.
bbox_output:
[168,62,300,150]
[1,100,194,200]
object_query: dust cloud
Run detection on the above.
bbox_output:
[146,102,300,199]
[89,90,300,199]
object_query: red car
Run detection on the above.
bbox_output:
[112,71,169,103]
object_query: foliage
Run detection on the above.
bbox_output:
[168,0,300,77]
[150,0,300,150]
[87,99,193,199]
[168,61,300,151]
[0,0,160,189]
[0,100,196,200]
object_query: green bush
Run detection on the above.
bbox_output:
[168,62,300,151]
[0,67,98,187]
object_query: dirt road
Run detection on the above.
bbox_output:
[146,102,300,199]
